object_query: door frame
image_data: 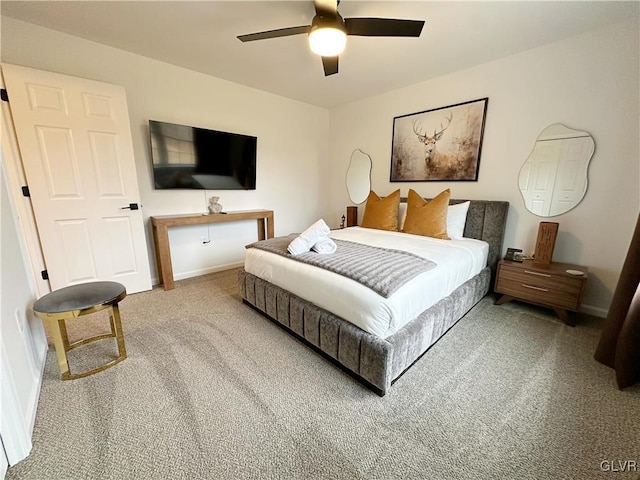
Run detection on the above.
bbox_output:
[0,71,49,468]
[0,72,50,298]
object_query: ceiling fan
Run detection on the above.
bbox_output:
[237,0,425,76]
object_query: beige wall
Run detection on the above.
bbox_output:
[2,17,638,315]
[1,17,330,283]
[326,20,640,316]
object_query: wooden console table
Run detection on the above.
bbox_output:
[151,210,274,290]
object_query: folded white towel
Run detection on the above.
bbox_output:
[311,237,337,254]
[287,219,331,255]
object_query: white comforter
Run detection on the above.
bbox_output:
[244,227,489,338]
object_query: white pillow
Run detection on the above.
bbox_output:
[399,200,470,238]
[398,202,408,231]
[447,201,470,240]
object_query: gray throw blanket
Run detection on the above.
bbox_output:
[246,235,436,298]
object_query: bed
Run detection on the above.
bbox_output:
[238,199,509,395]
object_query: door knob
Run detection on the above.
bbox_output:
[120,203,139,210]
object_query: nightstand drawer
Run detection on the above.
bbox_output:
[496,264,584,311]
[498,265,583,293]
[496,277,580,310]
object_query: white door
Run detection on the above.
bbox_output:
[2,64,151,293]
[520,141,560,217]
[548,137,592,216]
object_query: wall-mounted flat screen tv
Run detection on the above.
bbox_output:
[149,120,257,190]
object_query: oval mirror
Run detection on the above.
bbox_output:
[346,149,372,204]
[519,124,594,217]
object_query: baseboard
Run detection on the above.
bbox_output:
[27,343,48,435]
[151,261,244,286]
[581,303,608,318]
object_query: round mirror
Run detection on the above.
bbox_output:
[519,124,594,217]
[346,149,372,204]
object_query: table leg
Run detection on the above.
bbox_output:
[59,317,71,351]
[494,294,514,306]
[266,212,274,239]
[49,318,71,380]
[109,310,117,336]
[110,304,127,359]
[153,224,175,291]
[554,308,576,327]
[257,218,266,241]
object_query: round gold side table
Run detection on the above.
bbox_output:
[33,281,127,380]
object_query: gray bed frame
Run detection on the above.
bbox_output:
[238,199,509,396]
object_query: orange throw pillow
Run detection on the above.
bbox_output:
[402,189,451,239]
[360,189,400,231]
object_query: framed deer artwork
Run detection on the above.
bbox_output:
[390,97,488,182]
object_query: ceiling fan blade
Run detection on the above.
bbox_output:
[314,0,338,17]
[237,25,310,42]
[345,18,425,37]
[322,56,339,76]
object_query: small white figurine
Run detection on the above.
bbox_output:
[208,196,223,214]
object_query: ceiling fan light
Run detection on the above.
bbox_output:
[309,27,346,56]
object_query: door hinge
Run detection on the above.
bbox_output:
[21,186,30,197]
[41,270,49,280]
[1,89,8,102]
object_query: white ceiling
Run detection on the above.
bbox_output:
[2,1,638,108]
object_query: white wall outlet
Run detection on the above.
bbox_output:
[15,308,24,334]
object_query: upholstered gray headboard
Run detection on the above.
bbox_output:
[400,198,509,273]
[456,199,509,271]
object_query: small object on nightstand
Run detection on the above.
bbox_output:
[534,222,559,265]
[340,215,345,229]
[346,206,358,227]
[566,269,584,276]
[505,248,523,262]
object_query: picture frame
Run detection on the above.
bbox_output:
[390,97,488,182]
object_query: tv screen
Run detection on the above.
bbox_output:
[149,120,257,190]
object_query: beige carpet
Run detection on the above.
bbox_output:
[6,268,640,480]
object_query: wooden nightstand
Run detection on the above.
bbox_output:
[494,259,588,326]
[346,206,358,227]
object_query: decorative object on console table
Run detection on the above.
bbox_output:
[494,259,588,326]
[346,206,358,227]
[534,221,559,265]
[208,196,223,214]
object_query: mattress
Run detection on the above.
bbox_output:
[244,227,489,338]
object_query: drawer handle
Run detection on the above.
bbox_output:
[522,284,549,292]
[524,270,551,277]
